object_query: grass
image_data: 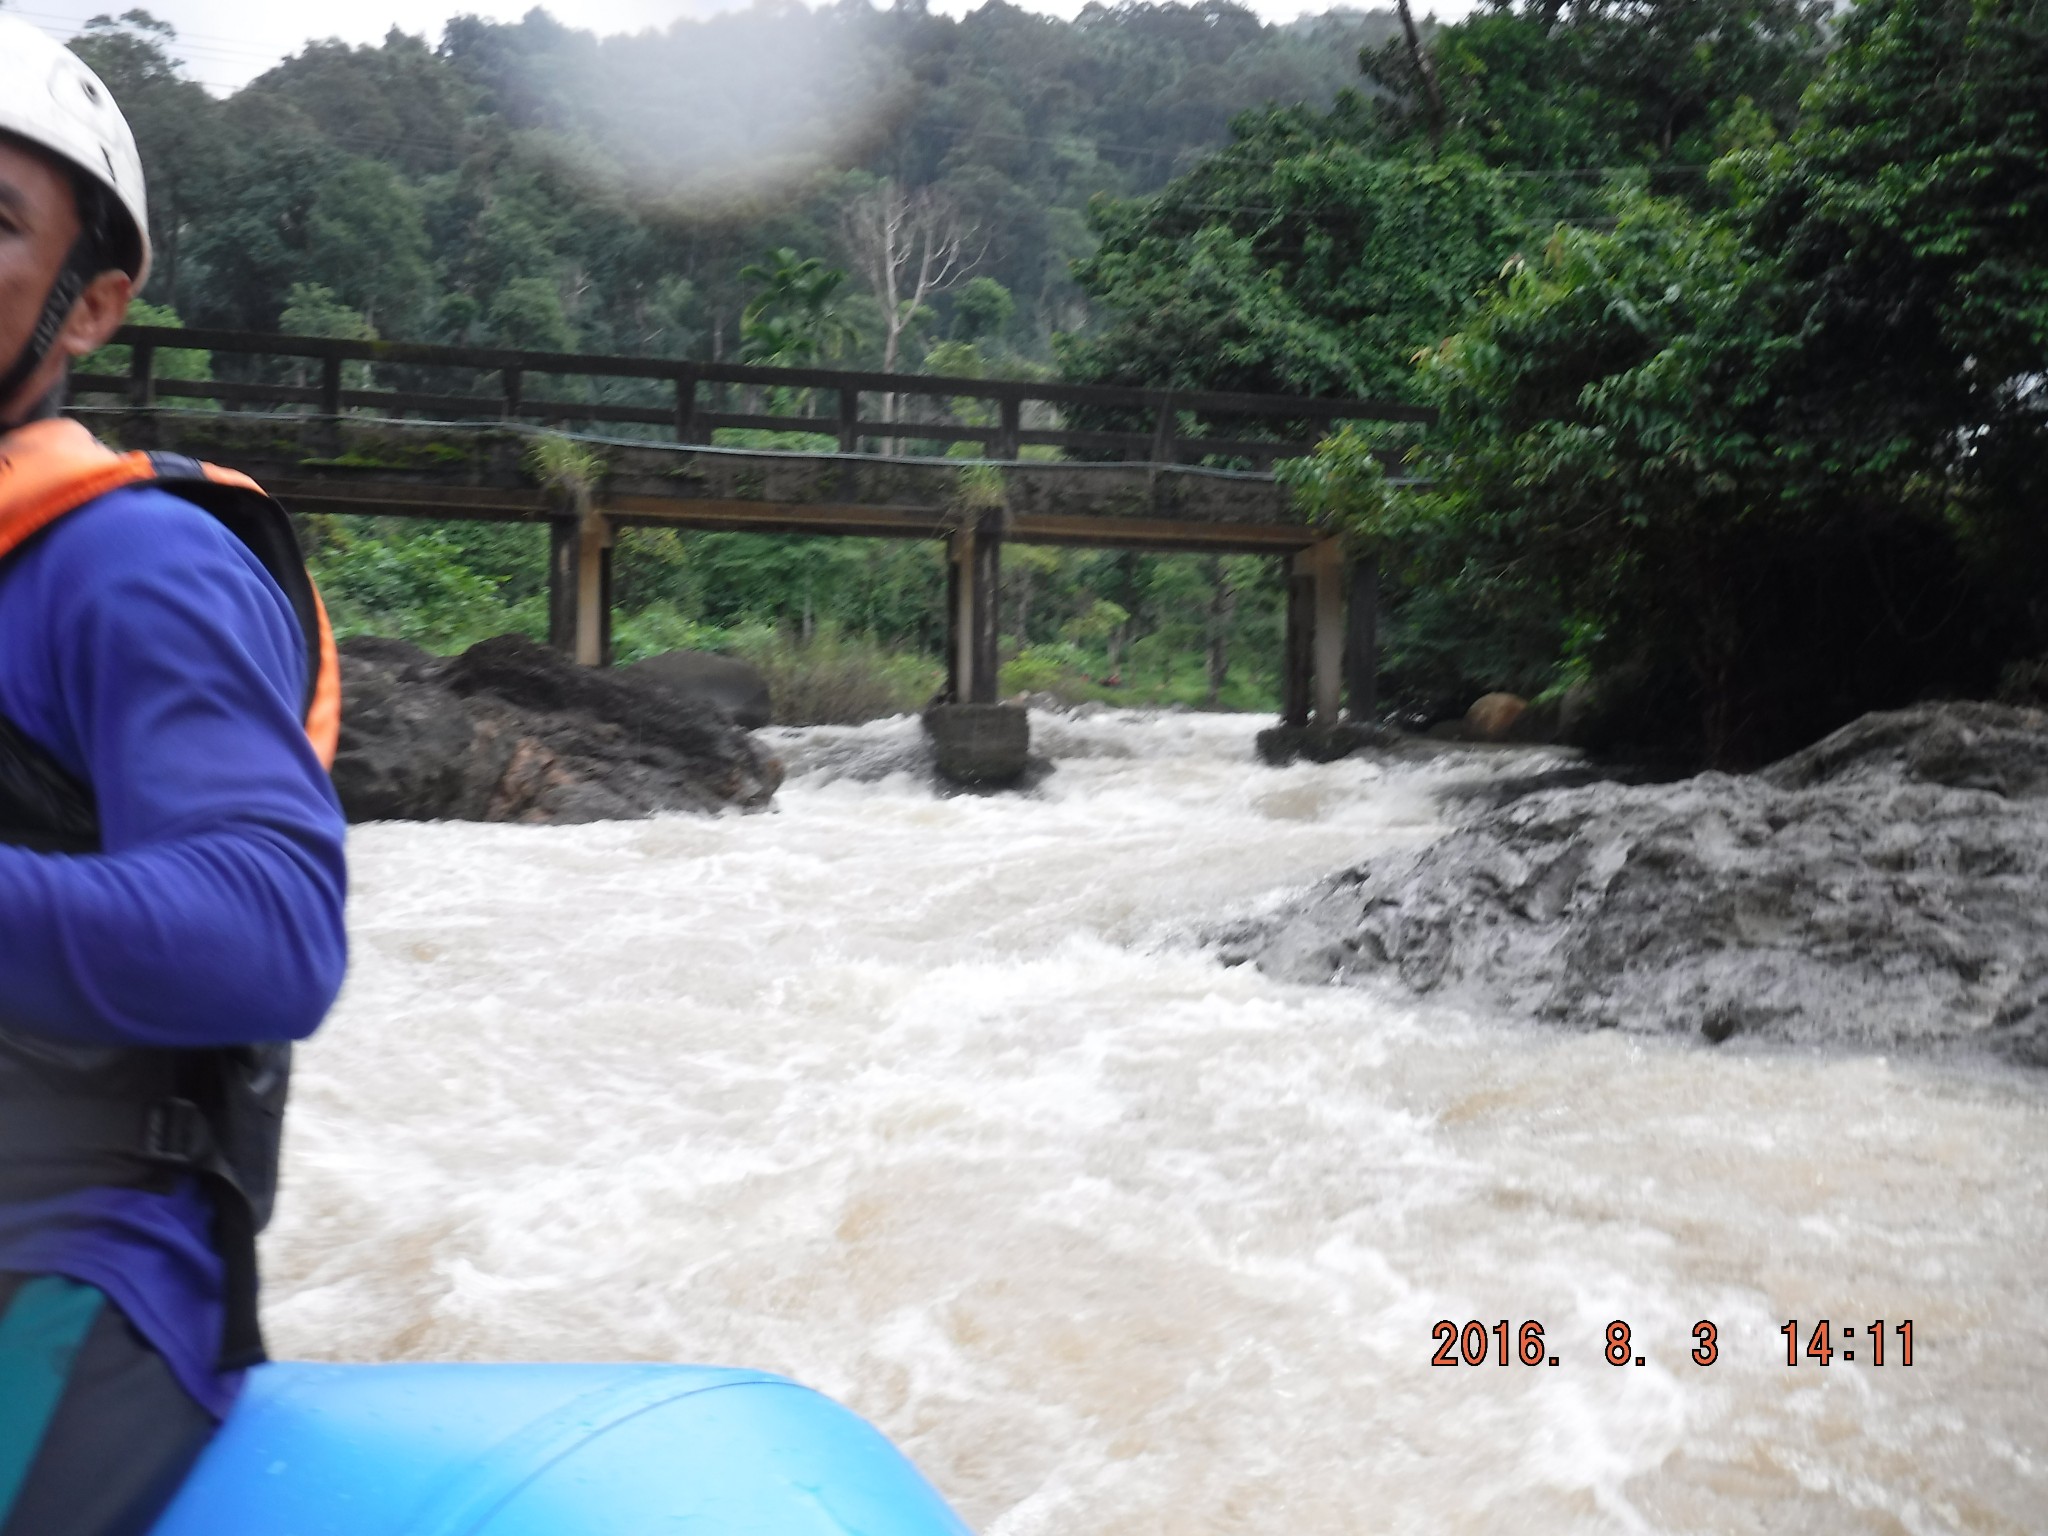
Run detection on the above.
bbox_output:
[724,625,946,725]
[1001,640,1279,712]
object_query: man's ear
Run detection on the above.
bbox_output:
[57,270,135,359]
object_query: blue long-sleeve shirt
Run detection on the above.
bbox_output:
[0,482,348,1416]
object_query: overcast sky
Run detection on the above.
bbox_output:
[10,0,1474,95]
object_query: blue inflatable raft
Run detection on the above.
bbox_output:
[148,1362,973,1535]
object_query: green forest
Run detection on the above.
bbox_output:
[47,0,2048,760]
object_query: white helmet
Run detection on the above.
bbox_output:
[0,15,151,285]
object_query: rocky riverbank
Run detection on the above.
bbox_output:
[1216,702,2048,1065]
[332,635,782,823]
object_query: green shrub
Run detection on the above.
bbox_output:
[1001,642,1097,700]
[611,604,727,664]
[311,523,544,652]
[727,625,943,724]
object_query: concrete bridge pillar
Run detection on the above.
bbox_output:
[946,511,1003,705]
[1282,539,1347,730]
[1261,538,1383,764]
[548,508,614,667]
[930,509,1029,787]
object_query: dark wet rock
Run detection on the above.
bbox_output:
[329,640,488,821]
[1760,700,2048,800]
[1256,722,1409,765]
[616,649,773,729]
[333,634,781,824]
[1218,702,2048,1064]
[1999,656,2048,706]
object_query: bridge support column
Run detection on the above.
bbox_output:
[548,508,614,667]
[1281,539,1345,730]
[1311,538,1345,729]
[929,511,1027,788]
[946,512,1002,704]
[1281,553,1313,729]
[1345,553,1379,722]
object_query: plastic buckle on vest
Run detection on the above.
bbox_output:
[142,1099,210,1167]
[144,451,207,483]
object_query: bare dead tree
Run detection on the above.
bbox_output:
[841,180,984,411]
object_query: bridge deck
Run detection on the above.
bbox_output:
[80,409,1328,554]
[70,323,1412,726]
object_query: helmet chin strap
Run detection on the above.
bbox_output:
[0,237,91,433]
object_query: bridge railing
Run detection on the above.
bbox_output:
[75,326,1433,468]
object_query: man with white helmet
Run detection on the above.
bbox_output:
[0,19,348,1534]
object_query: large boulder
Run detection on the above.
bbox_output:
[1760,699,2048,800]
[1422,691,1556,744]
[617,649,773,729]
[1217,702,2048,1064]
[1463,691,1527,742]
[332,635,782,823]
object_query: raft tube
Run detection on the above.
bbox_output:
[149,1361,973,1535]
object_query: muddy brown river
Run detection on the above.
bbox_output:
[266,711,2048,1533]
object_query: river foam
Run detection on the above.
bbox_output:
[267,710,2048,1533]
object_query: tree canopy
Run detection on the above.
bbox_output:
[1264,0,2047,761]
[65,1,1411,365]
[43,0,2046,748]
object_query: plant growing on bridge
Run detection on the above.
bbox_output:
[948,461,1007,516]
[524,433,608,513]
[524,434,602,499]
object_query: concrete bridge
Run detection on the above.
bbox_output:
[75,327,1432,770]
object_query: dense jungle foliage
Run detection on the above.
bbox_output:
[1081,0,2046,762]
[43,0,2047,750]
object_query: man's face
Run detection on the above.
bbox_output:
[0,136,82,376]
[0,135,130,423]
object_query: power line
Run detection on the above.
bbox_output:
[9,7,299,66]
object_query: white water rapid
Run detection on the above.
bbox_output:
[267,710,2048,1534]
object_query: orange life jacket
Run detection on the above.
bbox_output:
[0,416,340,766]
